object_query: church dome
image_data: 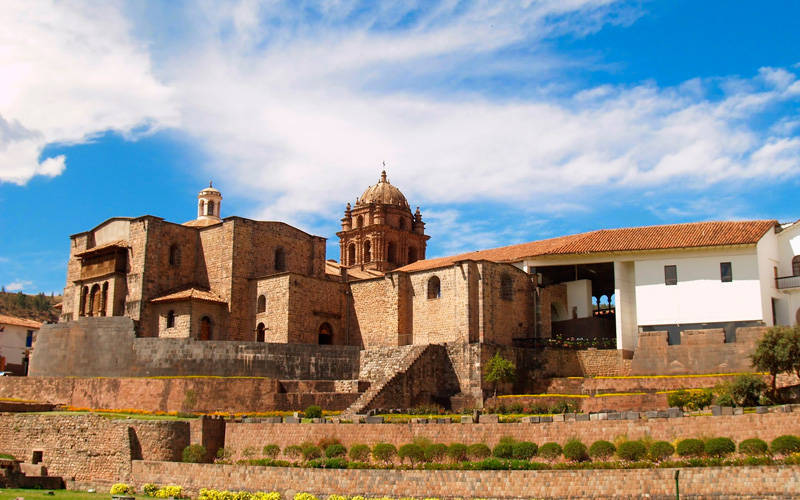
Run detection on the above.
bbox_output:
[358,171,410,210]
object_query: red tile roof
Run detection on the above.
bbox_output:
[396,220,778,273]
[0,314,42,329]
[150,288,227,304]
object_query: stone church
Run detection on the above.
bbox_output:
[60,172,537,348]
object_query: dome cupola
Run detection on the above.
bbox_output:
[197,181,222,221]
[358,170,410,210]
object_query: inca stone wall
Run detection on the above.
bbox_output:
[131,460,800,499]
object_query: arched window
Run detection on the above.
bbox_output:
[207,200,215,216]
[318,322,333,345]
[79,286,89,316]
[275,247,286,271]
[793,256,800,276]
[347,243,356,265]
[100,282,108,316]
[199,316,212,340]
[427,276,441,299]
[363,240,371,263]
[408,247,418,264]
[387,242,397,264]
[257,294,266,313]
[500,273,513,300]
[166,310,175,328]
[198,199,205,215]
[356,215,364,228]
[256,322,265,342]
[169,244,180,266]
[90,284,102,316]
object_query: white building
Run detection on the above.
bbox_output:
[0,314,41,375]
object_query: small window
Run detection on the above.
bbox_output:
[31,451,43,464]
[25,330,34,347]
[427,276,441,299]
[500,273,513,300]
[275,247,286,272]
[166,310,175,328]
[207,200,215,216]
[169,244,180,266]
[793,256,800,276]
[257,295,266,313]
[664,265,677,286]
[720,262,732,282]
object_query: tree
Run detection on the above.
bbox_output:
[484,352,516,398]
[751,326,796,396]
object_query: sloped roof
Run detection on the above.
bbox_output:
[150,288,227,304]
[396,220,778,273]
[325,260,385,280]
[74,240,128,257]
[0,314,42,329]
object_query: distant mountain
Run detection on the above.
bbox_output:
[0,291,61,324]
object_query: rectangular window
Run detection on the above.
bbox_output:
[664,265,677,286]
[25,330,34,347]
[720,262,732,282]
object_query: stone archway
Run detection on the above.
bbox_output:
[256,322,266,342]
[199,316,212,340]
[318,322,333,345]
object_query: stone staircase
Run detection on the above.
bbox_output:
[344,344,430,415]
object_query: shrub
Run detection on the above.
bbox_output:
[730,374,768,407]
[372,443,398,463]
[512,441,538,460]
[142,484,159,497]
[446,443,468,462]
[316,437,340,449]
[676,439,705,457]
[324,444,346,458]
[616,441,647,461]
[588,440,616,460]
[284,445,303,461]
[537,442,563,460]
[216,447,233,463]
[563,439,588,462]
[714,388,735,407]
[262,444,280,459]
[510,402,524,413]
[549,401,578,414]
[300,443,322,461]
[327,496,347,500]
[771,435,800,455]
[467,443,491,460]
[648,441,675,461]
[739,438,769,456]
[704,437,735,457]
[110,484,135,496]
[348,444,370,462]
[294,494,318,500]
[155,486,184,499]
[182,444,206,463]
[667,390,689,409]
[492,442,514,459]
[424,443,447,462]
[304,405,323,419]
[398,443,425,465]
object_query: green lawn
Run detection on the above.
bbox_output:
[0,489,141,500]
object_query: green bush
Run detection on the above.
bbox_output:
[492,442,514,459]
[704,437,735,457]
[0,453,15,460]
[588,440,616,460]
[616,441,647,461]
[446,443,468,462]
[537,442,563,460]
[182,444,206,463]
[324,444,346,458]
[510,402,524,413]
[372,443,398,463]
[262,444,280,459]
[770,435,800,455]
[739,438,769,456]
[300,442,322,461]
[398,443,425,465]
[648,441,675,461]
[284,445,303,461]
[676,439,705,457]
[215,447,233,463]
[110,484,135,496]
[714,389,735,407]
[730,374,768,407]
[424,443,447,462]
[348,444,370,462]
[142,484,159,497]
[467,443,491,460]
[668,389,714,410]
[303,405,323,419]
[549,401,578,414]
[563,439,588,462]
[511,441,538,460]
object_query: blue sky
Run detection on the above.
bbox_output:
[1,0,800,295]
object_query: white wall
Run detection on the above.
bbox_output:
[757,230,782,326]
[0,324,34,366]
[93,219,131,246]
[635,250,763,326]
[776,222,800,276]
[566,279,592,319]
[614,261,638,351]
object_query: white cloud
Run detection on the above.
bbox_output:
[0,0,177,185]
[5,280,33,292]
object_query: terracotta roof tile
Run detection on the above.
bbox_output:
[150,288,227,304]
[0,314,42,329]
[74,240,128,257]
[395,220,777,273]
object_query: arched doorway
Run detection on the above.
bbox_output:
[79,286,89,316]
[363,241,371,263]
[199,316,212,340]
[318,322,333,345]
[347,243,356,265]
[90,284,102,316]
[256,322,265,342]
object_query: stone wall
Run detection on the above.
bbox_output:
[0,376,359,413]
[349,276,402,347]
[29,317,361,379]
[630,326,766,375]
[0,414,188,483]
[131,461,800,499]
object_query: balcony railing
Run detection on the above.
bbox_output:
[776,275,800,289]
